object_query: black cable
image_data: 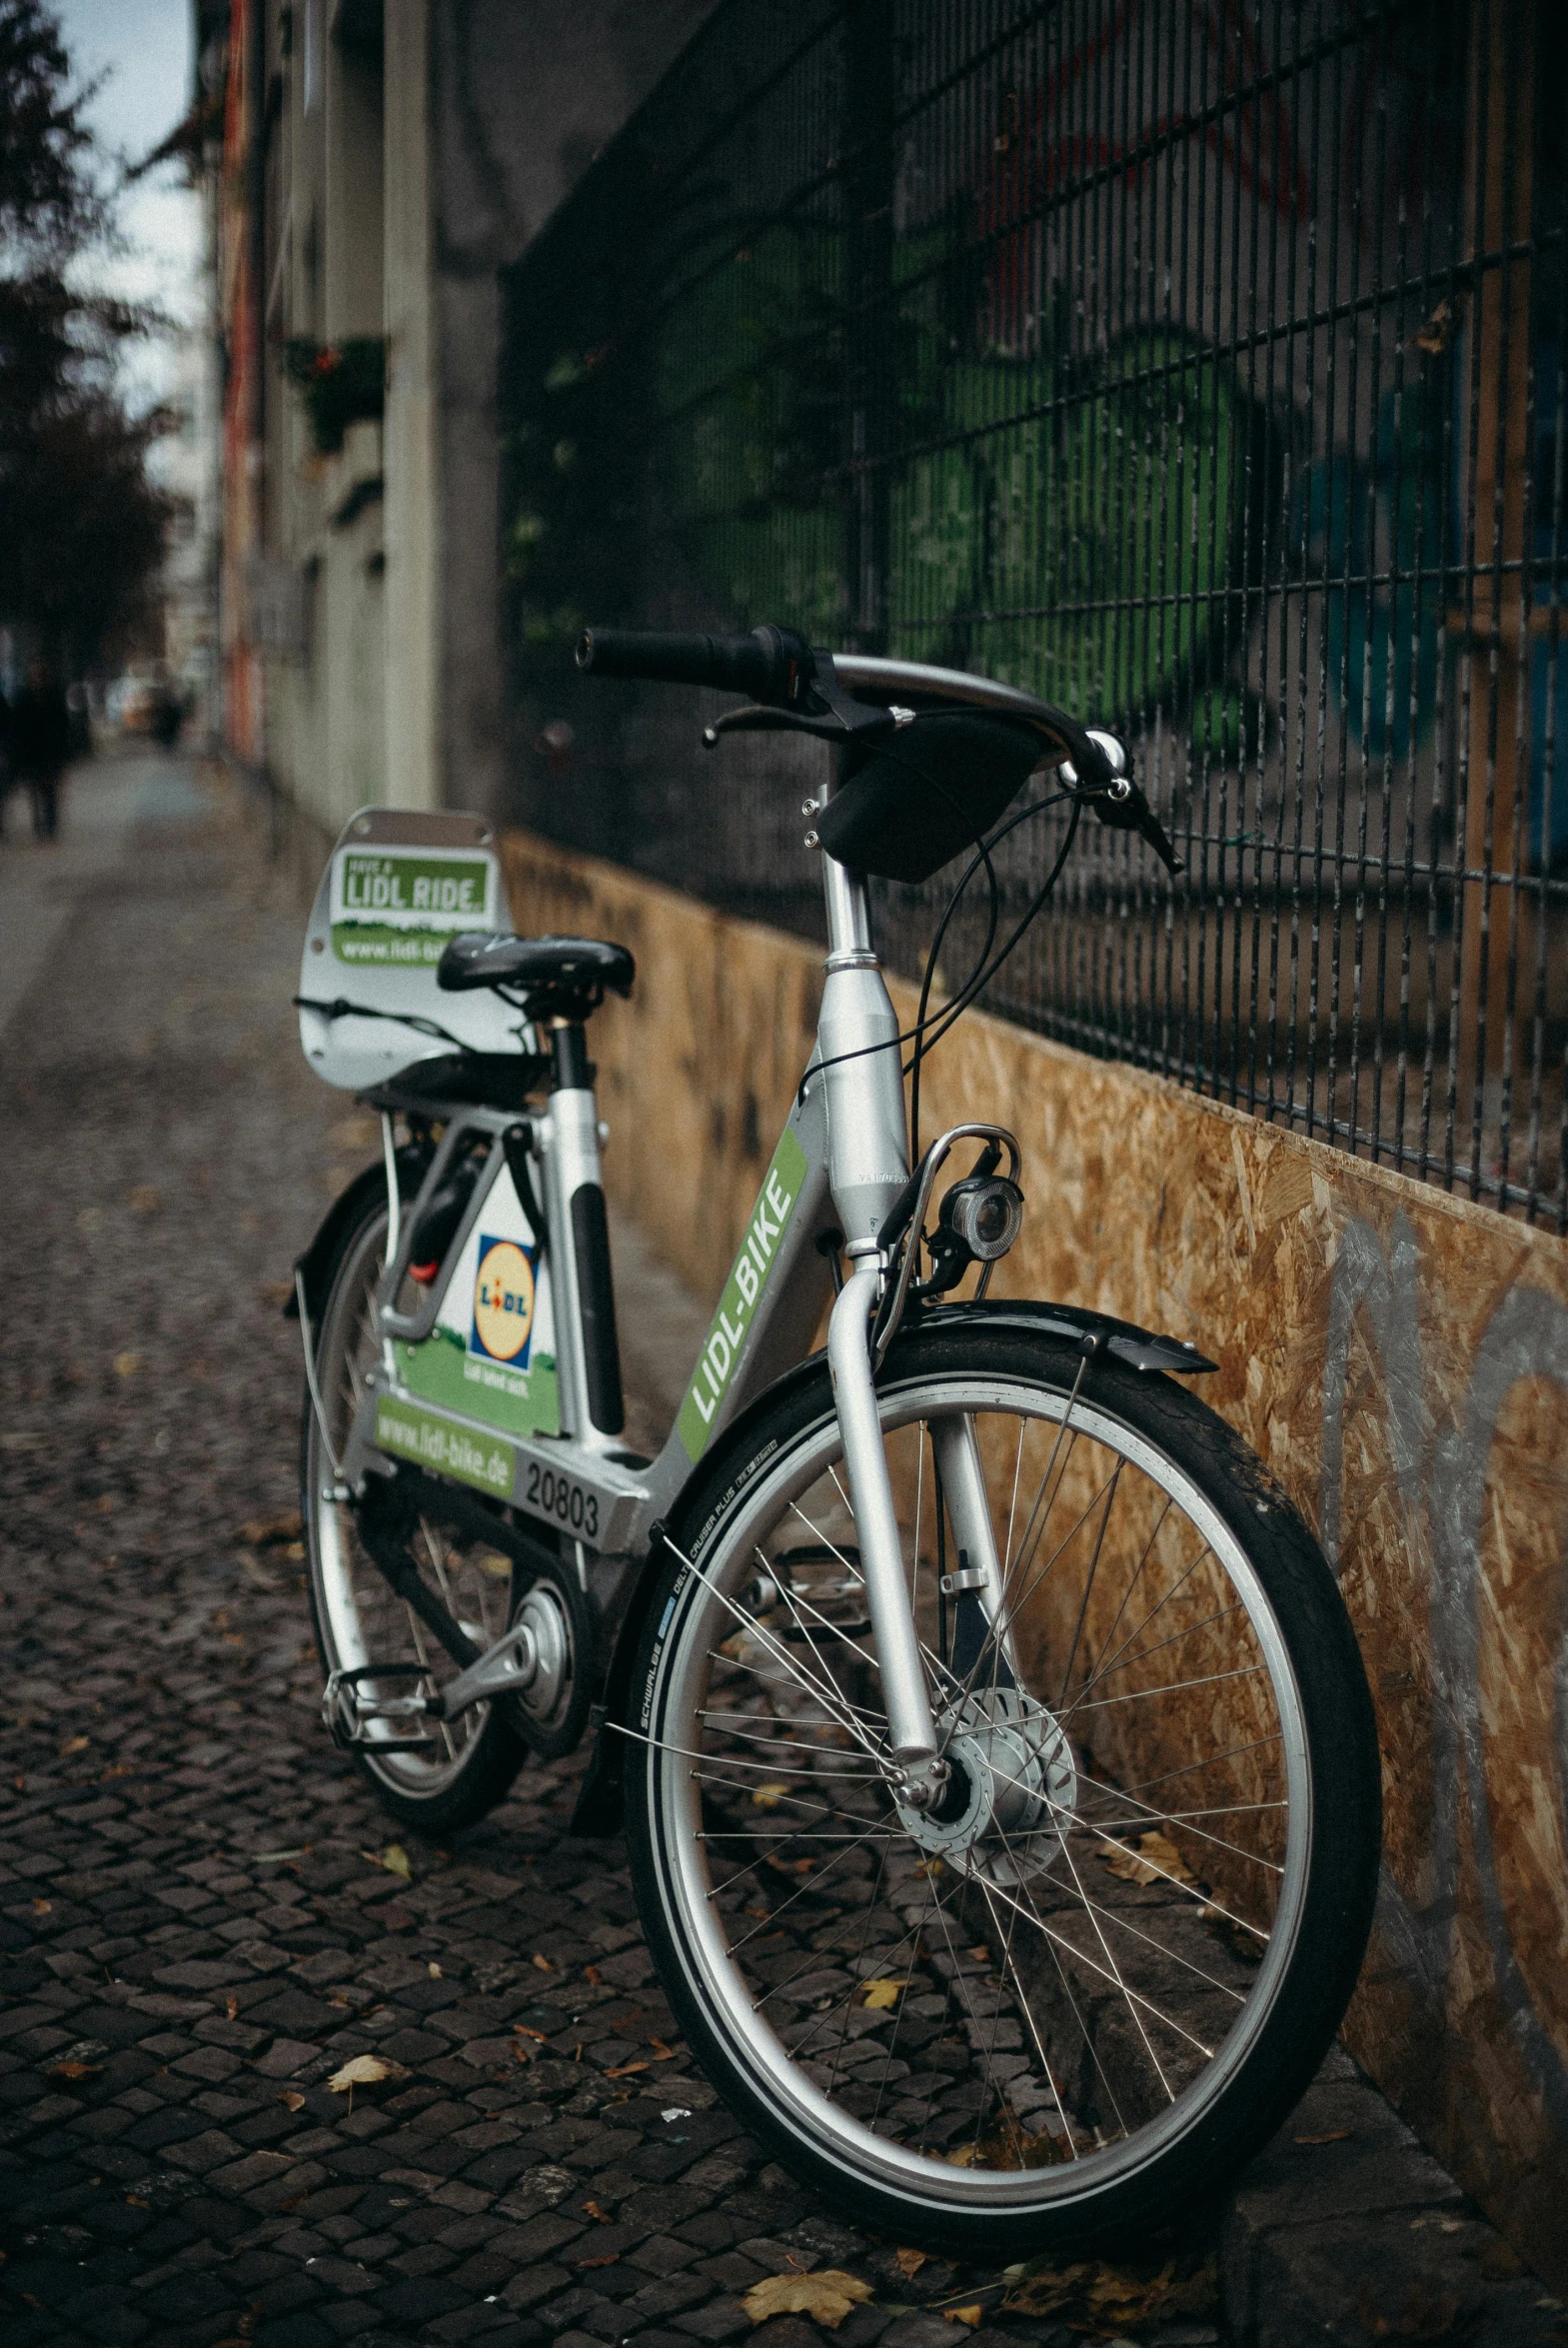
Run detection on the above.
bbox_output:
[795,784,1077,1113]
[907,793,1083,1159]
[293,995,468,1050]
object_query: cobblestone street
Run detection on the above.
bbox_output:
[0,756,1555,2348]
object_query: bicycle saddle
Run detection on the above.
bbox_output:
[437,931,636,1022]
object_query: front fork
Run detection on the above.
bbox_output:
[826,1252,1014,1805]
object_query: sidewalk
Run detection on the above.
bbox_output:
[0,757,1558,2348]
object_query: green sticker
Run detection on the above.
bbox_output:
[397,1327,561,1438]
[374,1395,515,1495]
[332,853,491,964]
[678,1127,807,1463]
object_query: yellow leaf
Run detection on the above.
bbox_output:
[114,1352,141,1377]
[31,1896,52,1914]
[742,2270,873,2328]
[278,2090,306,2111]
[532,1952,556,1972]
[751,1782,791,1808]
[360,1844,412,1880]
[1100,1828,1194,1886]
[859,1979,909,2011]
[61,1735,90,1755]
[944,2307,983,2329]
[914,1856,945,1879]
[894,2248,926,2279]
[946,2143,979,2167]
[966,1944,990,1963]
[327,2054,410,2093]
[427,1962,443,1978]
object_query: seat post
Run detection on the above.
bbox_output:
[551,1022,591,1091]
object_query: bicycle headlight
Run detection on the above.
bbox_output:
[938,1174,1024,1262]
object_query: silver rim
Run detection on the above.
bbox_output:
[643,1369,1312,2211]
[306,1208,514,1797]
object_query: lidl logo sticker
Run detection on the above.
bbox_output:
[471,1236,538,1364]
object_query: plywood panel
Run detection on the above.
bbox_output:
[502,827,1568,2288]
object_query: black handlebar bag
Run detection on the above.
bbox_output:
[812,712,1046,885]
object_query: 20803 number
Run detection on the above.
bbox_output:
[524,1460,599,1540]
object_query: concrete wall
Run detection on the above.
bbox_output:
[427,0,721,818]
[501,825,1568,2294]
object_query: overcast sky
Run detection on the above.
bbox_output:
[54,0,201,406]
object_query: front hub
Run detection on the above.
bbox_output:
[894,1688,1077,1886]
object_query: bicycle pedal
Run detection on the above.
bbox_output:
[321,1663,437,1753]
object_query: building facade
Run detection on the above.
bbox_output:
[203,0,718,840]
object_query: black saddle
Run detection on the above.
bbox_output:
[437,932,635,1022]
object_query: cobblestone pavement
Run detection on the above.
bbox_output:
[0,757,1554,2348]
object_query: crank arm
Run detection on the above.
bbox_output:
[826,1254,943,1801]
[322,1609,566,1739]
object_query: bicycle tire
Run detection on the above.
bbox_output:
[625,1318,1379,2254]
[301,1185,528,1836]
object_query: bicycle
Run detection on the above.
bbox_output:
[291,625,1379,2255]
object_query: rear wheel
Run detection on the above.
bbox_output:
[626,1321,1379,2254]
[301,1190,529,1836]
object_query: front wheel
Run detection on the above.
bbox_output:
[626,1321,1379,2256]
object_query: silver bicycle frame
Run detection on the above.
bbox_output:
[335,658,1084,1778]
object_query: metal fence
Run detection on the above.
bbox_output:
[501,0,1567,1224]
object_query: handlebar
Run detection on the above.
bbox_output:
[575,624,810,704]
[574,622,1182,872]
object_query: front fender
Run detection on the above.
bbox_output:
[568,1293,1214,1836]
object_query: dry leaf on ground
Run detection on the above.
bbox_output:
[751,1781,791,1808]
[277,2091,306,2111]
[361,1843,412,1880]
[1002,2252,1217,2335]
[237,1511,303,1547]
[532,1952,556,1971]
[743,2270,873,2328]
[893,2249,927,2280]
[327,2054,410,2093]
[859,1978,909,2011]
[1099,1828,1195,1886]
[50,2061,101,2081]
[944,2308,983,2329]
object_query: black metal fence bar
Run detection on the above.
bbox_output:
[501,0,1568,1226]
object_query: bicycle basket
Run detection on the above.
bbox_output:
[813,711,1045,885]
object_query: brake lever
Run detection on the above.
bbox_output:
[1090,777,1184,875]
[1060,737,1183,876]
[702,697,895,749]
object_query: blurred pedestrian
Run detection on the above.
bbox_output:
[11,656,72,841]
[150,672,184,751]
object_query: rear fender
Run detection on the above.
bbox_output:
[284,1145,430,1327]
[568,1293,1215,1836]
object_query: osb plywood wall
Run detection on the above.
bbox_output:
[503,828,1568,2288]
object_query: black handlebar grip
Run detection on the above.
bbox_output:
[575,624,811,705]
